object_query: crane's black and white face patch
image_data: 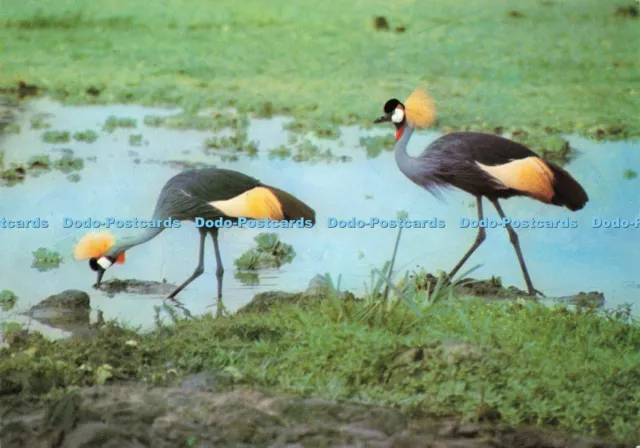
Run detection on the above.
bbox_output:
[391,108,405,123]
[89,256,114,271]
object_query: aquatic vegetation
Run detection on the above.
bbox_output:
[234,233,296,271]
[234,271,260,286]
[67,173,81,182]
[623,169,637,179]
[103,115,137,132]
[0,290,18,311]
[30,117,51,129]
[72,129,98,143]
[31,248,63,272]
[53,154,84,173]
[267,145,291,160]
[359,135,395,158]
[291,139,351,164]
[42,130,70,143]
[3,123,20,134]
[143,112,249,132]
[128,134,143,146]
[204,130,258,157]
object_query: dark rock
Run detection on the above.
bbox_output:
[22,290,91,333]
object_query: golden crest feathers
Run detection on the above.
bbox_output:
[73,231,116,260]
[404,87,436,129]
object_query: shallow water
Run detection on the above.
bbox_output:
[1,98,639,336]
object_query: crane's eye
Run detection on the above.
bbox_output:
[89,258,100,272]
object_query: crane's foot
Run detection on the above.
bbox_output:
[164,296,193,319]
[527,287,545,298]
[215,297,229,319]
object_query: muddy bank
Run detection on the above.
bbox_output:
[97,278,177,297]
[0,385,624,448]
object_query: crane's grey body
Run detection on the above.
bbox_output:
[92,168,315,313]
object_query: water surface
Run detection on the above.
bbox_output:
[1,98,639,337]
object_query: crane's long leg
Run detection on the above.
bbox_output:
[210,228,228,317]
[489,199,543,297]
[167,228,207,299]
[448,195,486,280]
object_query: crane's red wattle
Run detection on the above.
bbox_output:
[395,126,405,141]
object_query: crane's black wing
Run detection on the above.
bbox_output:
[150,168,265,220]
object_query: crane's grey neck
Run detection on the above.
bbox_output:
[106,226,165,256]
[394,125,419,178]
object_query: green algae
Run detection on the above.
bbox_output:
[0,0,636,155]
[0,290,18,311]
[103,115,136,132]
[128,134,144,146]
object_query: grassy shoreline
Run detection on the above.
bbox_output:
[2,295,639,444]
[1,0,638,143]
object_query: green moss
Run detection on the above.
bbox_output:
[0,0,636,146]
[42,130,70,143]
[72,129,98,143]
[31,247,63,272]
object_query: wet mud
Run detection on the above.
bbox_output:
[0,386,625,448]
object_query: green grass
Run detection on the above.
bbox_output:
[1,297,638,442]
[0,0,637,142]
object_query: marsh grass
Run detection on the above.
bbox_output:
[2,0,636,146]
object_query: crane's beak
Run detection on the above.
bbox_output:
[94,269,105,289]
[373,112,392,124]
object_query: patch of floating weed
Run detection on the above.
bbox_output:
[128,134,144,146]
[291,139,351,164]
[72,130,98,143]
[42,130,70,144]
[53,154,84,173]
[359,135,395,158]
[103,116,137,132]
[623,169,637,180]
[26,155,52,176]
[31,248,63,272]
[268,146,291,160]
[0,290,18,311]
[3,123,20,134]
[30,118,51,130]
[204,130,258,157]
[1,12,135,30]
[143,112,249,132]
[234,233,296,271]
[67,173,81,183]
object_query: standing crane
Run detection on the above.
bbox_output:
[373,87,588,295]
[73,168,315,312]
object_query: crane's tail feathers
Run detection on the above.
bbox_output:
[548,163,589,211]
[266,187,316,225]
